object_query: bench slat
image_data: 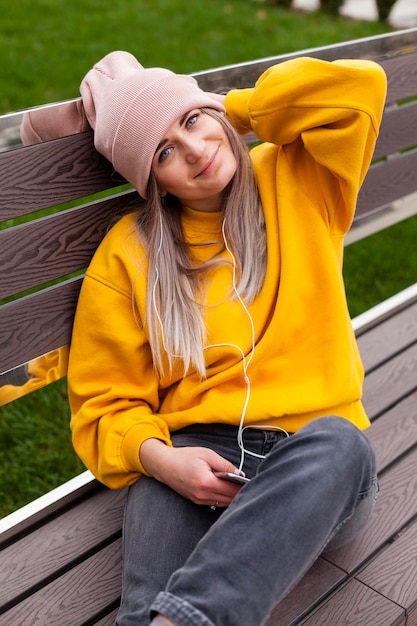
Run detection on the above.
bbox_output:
[382,51,417,107]
[0,278,81,373]
[301,578,406,626]
[367,390,417,472]
[0,472,96,546]
[0,133,115,220]
[362,342,417,419]
[194,30,417,95]
[357,149,417,218]
[357,519,417,618]
[0,540,122,626]
[373,100,417,160]
[0,191,137,300]
[357,300,417,373]
[0,487,125,612]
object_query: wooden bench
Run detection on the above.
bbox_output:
[1,27,417,625]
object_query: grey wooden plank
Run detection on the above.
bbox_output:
[0,540,122,626]
[0,487,125,611]
[0,277,82,373]
[373,100,417,160]
[357,518,417,616]
[0,476,98,547]
[301,578,405,626]
[194,30,417,96]
[357,301,417,373]
[0,133,115,220]
[361,342,417,419]
[407,605,417,626]
[357,150,417,218]
[0,191,137,299]
[382,49,417,107]
[367,390,417,472]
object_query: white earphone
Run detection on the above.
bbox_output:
[152,213,288,471]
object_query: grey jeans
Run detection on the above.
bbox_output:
[116,416,378,626]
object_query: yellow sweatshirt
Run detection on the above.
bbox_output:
[68,58,387,489]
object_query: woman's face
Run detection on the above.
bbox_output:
[151,110,237,212]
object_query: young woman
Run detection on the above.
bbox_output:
[68,51,387,626]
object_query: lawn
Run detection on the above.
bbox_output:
[1,0,391,113]
[344,215,417,317]
[2,0,416,518]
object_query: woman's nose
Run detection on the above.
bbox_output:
[184,138,205,163]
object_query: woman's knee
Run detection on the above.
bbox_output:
[299,415,376,481]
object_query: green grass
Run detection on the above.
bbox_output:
[2,0,414,519]
[344,214,417,318]
[0,378,83,517]
[1,0,390,113]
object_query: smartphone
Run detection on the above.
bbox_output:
[213,471,250,485]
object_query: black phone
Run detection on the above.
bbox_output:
[213,471,250,485]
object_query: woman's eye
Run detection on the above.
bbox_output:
[186,113,198,128]
[159,147,172,163]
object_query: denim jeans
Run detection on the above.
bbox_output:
[116,416,378,626]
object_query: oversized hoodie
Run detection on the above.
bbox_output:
[68,57,387,489]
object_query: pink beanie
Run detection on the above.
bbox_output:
[80,51,226,198]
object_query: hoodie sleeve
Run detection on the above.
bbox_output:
[225,57,387,235]
[68,215,172,489]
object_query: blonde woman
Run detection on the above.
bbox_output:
[68,51,387,626]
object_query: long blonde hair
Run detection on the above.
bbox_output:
[135,109,267,378]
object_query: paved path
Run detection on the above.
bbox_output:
[292,0,417,28]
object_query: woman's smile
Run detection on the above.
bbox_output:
[194,147,220,178]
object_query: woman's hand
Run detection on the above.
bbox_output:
[140,438,244,507]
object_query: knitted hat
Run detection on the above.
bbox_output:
[80,51,226,198]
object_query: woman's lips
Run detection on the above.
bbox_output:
[195,147,219,177]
